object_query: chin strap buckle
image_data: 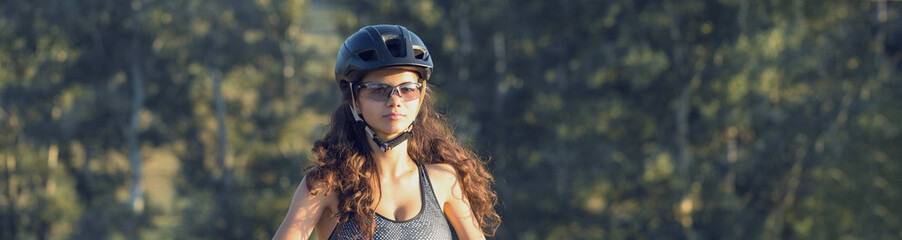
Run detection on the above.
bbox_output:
[373,130,412,151]
[356,118,415,152]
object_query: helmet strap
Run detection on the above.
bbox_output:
[348,82,415,152]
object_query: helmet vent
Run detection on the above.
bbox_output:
[355,49,380,62]
[385,38,406,58]
[413,46,427,60]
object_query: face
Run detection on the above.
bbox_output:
[353,68,424,140]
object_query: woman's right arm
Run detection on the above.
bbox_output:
[272,175,333,240]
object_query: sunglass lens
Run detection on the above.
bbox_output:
[359,83,421,101]
[399,85,420,100]
[362,85,389,101]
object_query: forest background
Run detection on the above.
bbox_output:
[1,0,901,239]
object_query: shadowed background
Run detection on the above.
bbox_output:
[1,0,901,239]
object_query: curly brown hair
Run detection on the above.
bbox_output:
[305,83,500,239]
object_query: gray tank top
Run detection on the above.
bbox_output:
[328,164,453,240]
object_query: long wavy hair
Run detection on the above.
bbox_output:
[305,80,500,239]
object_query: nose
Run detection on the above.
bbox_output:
[386,87,403,106]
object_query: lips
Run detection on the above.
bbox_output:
[383,113,406,120]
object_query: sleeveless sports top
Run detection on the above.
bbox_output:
[328,164,452,240]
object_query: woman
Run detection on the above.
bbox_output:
[273,25,500,240]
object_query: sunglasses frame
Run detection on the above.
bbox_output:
[355,82,424,102]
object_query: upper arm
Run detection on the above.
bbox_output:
[427,164,486,240]
[272,175,335,240]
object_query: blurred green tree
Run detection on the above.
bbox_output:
[1,0,900,239]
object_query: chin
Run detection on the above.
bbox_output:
[386,126,409,134]
[375,123,412,136]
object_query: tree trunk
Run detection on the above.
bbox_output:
[211,68,231,190]
[211,67,235,239]
[492,30,506,161]
[456,2,472,85]
[666,1,699,239]
[1,151,17,240]
[127,31,145,215]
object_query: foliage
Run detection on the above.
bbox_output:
[1,0,900,239]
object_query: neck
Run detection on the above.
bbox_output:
[368,138,416,178]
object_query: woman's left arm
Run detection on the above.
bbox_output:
[429,164,486,240]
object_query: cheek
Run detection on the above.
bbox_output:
[404,100,421,113]
[360,101,381,116]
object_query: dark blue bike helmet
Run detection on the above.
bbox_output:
[335,25,433,89]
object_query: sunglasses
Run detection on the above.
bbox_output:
[356,82,424,102]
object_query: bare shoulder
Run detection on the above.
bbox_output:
[292,170,338,218]
[424,163,461,203]
[301,171,338,204]
[273,170,338,240]
[425,163,459,182]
